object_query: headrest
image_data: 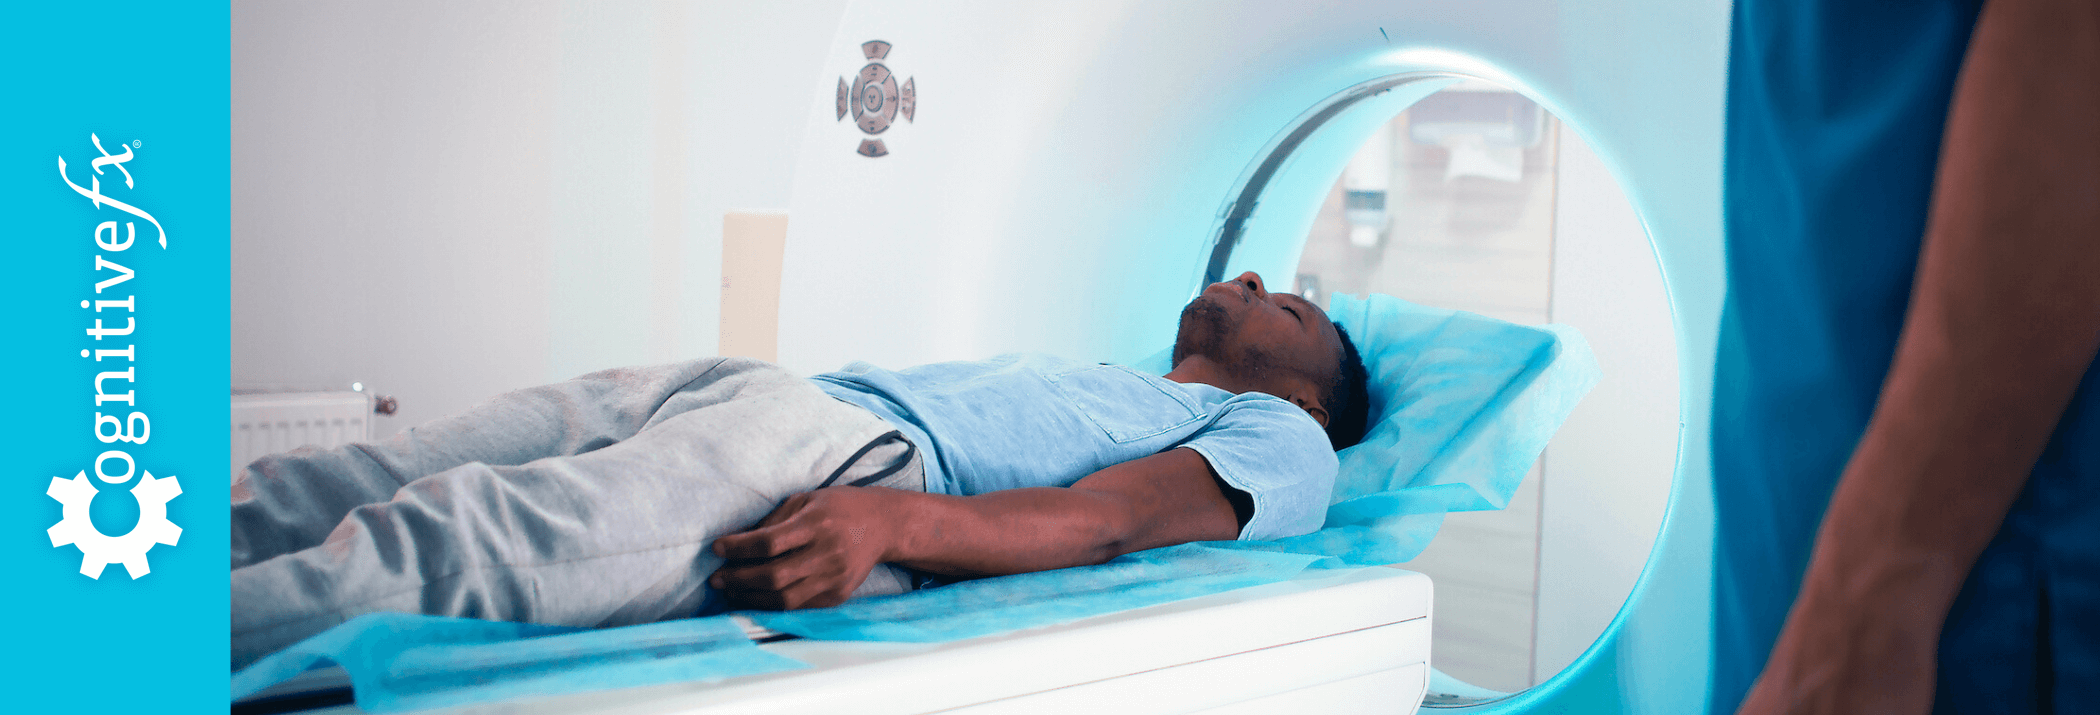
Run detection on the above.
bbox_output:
[1326,292,1598,508]
[1285,292,1599,564]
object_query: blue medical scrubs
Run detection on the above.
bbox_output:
[1715,1,2100,712]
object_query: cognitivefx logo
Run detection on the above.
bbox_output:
[46,133,182,579]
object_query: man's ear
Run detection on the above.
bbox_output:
[1293,396,1331,428]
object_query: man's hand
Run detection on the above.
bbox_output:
[1735,566,1941,713]
[709,486,898,610]
[709,446,1245,610]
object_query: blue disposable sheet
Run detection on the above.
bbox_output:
[230,612,808,713]
[1311,292,1600,565]
[233,293,1593,709]
[747,542,1330,641]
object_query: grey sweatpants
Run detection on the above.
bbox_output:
[230,358,923,670]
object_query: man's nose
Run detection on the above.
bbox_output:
[1235,271,1269,299]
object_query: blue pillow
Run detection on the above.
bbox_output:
[1299,292,1598,564]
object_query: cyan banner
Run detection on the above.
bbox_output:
[2,3,230,712]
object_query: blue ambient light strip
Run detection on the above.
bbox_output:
[1,3,231,713]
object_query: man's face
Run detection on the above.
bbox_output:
[1172,271,1344,393]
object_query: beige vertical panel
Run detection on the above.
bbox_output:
[720,212,789,361]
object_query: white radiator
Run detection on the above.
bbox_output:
[231,391,373,481]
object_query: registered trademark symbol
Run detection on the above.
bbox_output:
[132,140,141,148]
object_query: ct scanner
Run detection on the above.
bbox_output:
[240,0,1729,712]
[775,1,1723,713]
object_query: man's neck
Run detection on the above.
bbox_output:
[1163,355,1250,394]
[1167,355,1330,429]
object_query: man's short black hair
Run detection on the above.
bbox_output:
[1323,324,1372,451]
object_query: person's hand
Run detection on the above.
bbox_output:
[1736,637,1935,714]
[708,486,899,610]
[1735,580,1939,715]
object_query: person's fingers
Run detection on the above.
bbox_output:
[713,568,796,598]
[768,568,857,610]
[719,584,789,611]
[714,549,823,592]
[714,520,813,559]
[711,545,869,610]
[721,578,852,611]
[714,491,837,558]
[754,493,811,529]
[716,566,835,611]
[725,493,808,540]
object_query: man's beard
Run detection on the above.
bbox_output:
[1171,297,1231,368]
[1173,295,1291,390]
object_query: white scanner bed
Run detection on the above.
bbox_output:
[255,566,1431,714]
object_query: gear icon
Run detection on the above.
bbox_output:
[47,470,182,579]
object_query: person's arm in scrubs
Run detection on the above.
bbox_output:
[708,447,1247,610]
[1738,1,2100,713]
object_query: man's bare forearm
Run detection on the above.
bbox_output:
[1800,0,2100,630]
[885,447,1243,577]
[1741,1,2100,712]
[879,487,1136,577]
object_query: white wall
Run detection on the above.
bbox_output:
[1534,125,1680,680]
[231,0,849,434]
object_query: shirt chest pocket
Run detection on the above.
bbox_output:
[1045,365,1204,443]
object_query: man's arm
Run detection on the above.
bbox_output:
[1738,1,2100,713]
[710,447,1243,610]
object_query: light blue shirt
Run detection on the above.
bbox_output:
[811,353,1338,542]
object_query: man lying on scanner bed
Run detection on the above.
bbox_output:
[230,271,1370,668]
